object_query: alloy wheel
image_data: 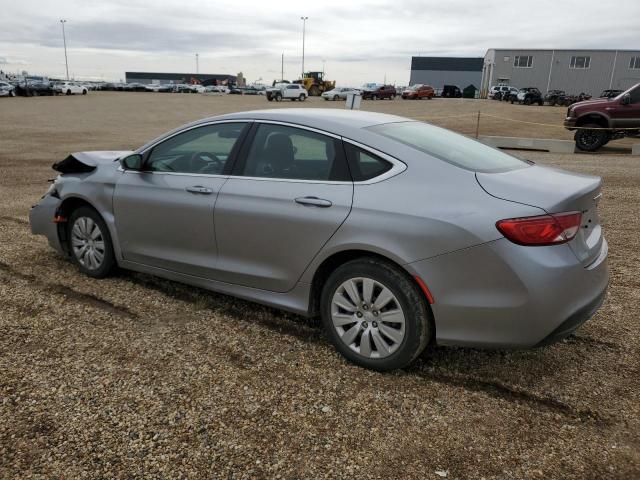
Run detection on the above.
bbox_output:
[331,277,406,359]
[71,217,106,270]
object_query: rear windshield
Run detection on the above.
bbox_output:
[367,121,529,173]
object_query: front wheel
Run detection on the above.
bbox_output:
[275,93,282,102]
[575,124,610,152]
[299,94,306,101]
[320,258,432,371]
[67,207,117,278]
[333,95,339,101]
[82,89,87,95]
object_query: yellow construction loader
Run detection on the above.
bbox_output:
[296,71,335,96]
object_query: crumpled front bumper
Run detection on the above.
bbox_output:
[29,194,65,255]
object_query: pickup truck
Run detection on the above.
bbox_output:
[564,83,640,151]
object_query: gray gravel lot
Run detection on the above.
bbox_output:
[0,93,639,479]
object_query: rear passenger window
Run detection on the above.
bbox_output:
[344,144,392,181]
[238,124,350,181]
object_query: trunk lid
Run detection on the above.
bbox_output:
[476,165,604,266]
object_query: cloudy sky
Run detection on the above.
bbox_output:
[1,0,639,85]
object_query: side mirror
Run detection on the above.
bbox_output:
[120,154,143,171]
[621,93,631,105]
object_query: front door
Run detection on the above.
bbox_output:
[214,122,353,292]
[609,85,640,128]
[113,122,248,278]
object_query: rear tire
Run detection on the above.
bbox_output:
[320,258,432,371]
[299,94,306,102]
[275,93,282,102]
[575,124,610,152]
[67,207,117,278]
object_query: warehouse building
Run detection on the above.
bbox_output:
[125,71,238,86]
[480,49,640,97]
[409,57,483,90]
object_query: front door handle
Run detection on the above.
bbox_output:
[186,185,214,194]
[295,196,333,208]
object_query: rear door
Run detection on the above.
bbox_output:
[213,122,353,292]
[113,121,248,278]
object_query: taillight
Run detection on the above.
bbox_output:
[496,211,582,246]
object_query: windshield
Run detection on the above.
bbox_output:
[367,122,529,173]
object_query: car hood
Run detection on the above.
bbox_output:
[571,97,615,110]
[52,150,132,174]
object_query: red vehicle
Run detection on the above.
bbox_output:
[402,84,435,100]
[362,85,397,100]
[564,83,640,151]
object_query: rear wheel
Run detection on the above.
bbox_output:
[299,94,306,101]
[82,89,87,95]
[66,89,71,95]
[333,95,339,101]
[320,258,432,371]
[575,124,610,152]
[67,207,117,278]
[275,93,282,102]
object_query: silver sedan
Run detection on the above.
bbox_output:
[30,109,609,370]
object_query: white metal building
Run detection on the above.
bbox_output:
[480,49,640,97]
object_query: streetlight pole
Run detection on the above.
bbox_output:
[281,52,284,82]
[195,53,199,74]
[300,16,308,79]
[60,20,69,80]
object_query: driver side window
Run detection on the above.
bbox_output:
[145,122,247,174]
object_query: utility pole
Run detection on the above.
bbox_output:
[300,16,308,79]
[195,53,199,74]
[281,52,284,82]
[60,20,69,81]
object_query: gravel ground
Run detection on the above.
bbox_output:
[0,93,639,479]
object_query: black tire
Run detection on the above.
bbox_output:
[67,206,117,278]
[320,257,432,371]
[574,124,610,152]
[524,97,532,105]
[66,90,71,95]
[537,99,543,106]
[299,94,306,102]
[82,89,87,95]
[275,93,282,102]
[333,95,339,101]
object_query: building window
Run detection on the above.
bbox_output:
[630,57,640,69]
[570,56,591,69]
[513,56,533,68]
[503,56,510,62]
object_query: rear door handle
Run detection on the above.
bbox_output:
[295,196,333,208]
[186,185,214,194]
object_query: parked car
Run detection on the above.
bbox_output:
[489,85,512,100]
[54,82,88,95]
[441,85,462,98]
[599,89,624,99]
[362,85,397,100]
[123,83,147,92]
[402,84,435,100]
[0,81,15,97]
[266,83,308,101]
[322,87,360,101]
[30,109,608,371]
[544,90,567,106]
[16,81,56,96]
[565,83,640,151]
[501,86,520,102]
[511,87,543,105]
[205,85,230,94]
[144,84,171,92]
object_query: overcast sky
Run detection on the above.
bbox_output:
[1,0,639,85]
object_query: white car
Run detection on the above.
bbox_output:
[322,87,360,101]
[55,82,88,95]
[0,81,16,97]
[204,85,229,94]
[489,84,514,99]
[266,83,308,102]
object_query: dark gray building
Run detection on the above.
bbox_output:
[480,49,640,97]
[125,71,237,86]
[409,57,483,90]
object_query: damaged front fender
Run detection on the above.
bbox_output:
[52,151,132,174]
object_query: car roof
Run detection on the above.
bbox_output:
[198,108,410,132]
